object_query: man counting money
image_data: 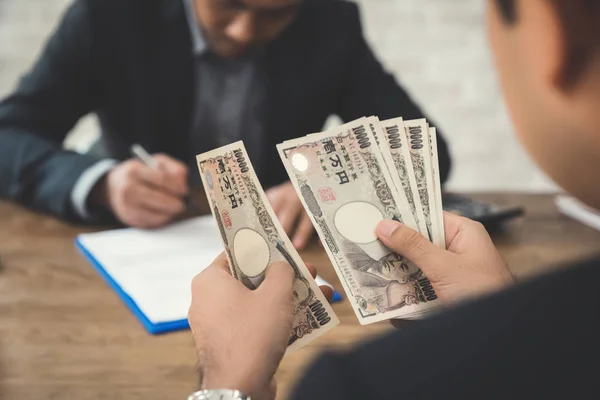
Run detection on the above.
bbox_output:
[0,0,451,249]
[187,0,600,398]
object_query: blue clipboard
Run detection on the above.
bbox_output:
[76,238,342,334]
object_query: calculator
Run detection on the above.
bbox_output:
[442,193,525,229]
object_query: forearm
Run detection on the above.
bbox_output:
[0,129,103,221]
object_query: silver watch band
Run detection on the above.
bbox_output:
[187,389,250,400]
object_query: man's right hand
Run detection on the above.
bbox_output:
[91,154,189,228]
[376,212,515,306]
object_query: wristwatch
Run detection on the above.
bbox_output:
[187,390,250,400]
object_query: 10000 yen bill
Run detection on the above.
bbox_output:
[380,117,428,237]
[197,142,339,352]
[404,119,439,243]
[428,127,446,248]
[278,119,440,324]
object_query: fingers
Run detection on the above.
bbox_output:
[132,160,187,196]
[277,202,303,236]
[376,219,442,265]
[319,285,334,303]
[305,263,335,302]
[442,211,492,253]
[266,182,305,238]
[126,208,172,229]
[130,184,186,215]
[266,187,284,211]
[153,153,188,176]
[108,159,189,229]
[442,211,474,249]
[153,153,189,194]
[305,262,317,279]
[292,214,314,250]
[266,183,287,214]
[258,261,295,298]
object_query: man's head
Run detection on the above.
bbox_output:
[193,0,303,59]
[488,0,600,208]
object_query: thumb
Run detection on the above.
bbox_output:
[257,261,295,298]
[376,219,442,266]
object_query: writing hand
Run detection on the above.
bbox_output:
[91,154,188,228]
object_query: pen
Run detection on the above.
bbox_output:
[131,143,160,170]
[130,143,199,212]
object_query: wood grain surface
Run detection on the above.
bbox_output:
[1,194,599,399]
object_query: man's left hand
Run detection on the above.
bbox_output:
[266,181,314,250]
[188,253,334,400]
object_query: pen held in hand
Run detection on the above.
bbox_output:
[130,143,200,213]
[131,143,160,169]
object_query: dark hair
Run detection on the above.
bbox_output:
[495,0,600,87]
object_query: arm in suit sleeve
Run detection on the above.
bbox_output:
[0,0,106,221]
[335,4,452,184]
[288,352,364,400]
[290,258,600,400]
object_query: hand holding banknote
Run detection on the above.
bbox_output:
[278,116,513,322]
[91,153,189,228]
[188,213,514,399]
[376,212,514,305]
[188,253,334,400]
[196,141,339,352]
[190,122,515,395]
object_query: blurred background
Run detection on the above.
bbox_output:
[0,0,557,192]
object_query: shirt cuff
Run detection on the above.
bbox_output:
[71,159,118,221]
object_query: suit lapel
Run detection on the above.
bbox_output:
[263,12,324,184]
[150,0,195,162]
[264,21,309,147]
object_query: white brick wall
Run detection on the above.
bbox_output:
[0,0,98,152]
[0,0,557,192]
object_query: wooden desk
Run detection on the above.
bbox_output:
[1,194,599,399]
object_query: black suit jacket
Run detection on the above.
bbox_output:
[292,257,600,399]
[0,0,451,222]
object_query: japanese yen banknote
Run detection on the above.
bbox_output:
[197,142,339,351]
[277,117,444,323]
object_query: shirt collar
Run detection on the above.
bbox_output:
[183,0,209,55]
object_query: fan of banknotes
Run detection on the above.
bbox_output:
[197,116,445,351]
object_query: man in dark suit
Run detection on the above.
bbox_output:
[186,0,600,399]
[0,0,451,249]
